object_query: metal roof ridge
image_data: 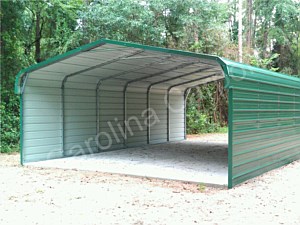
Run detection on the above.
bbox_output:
[220,57,300,83]
[15,38,299,94]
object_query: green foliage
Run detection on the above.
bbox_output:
[186,82,228,134]
[253,0,300,74]
[249,53,280,71]
[1,1,25,152]
[186,110,220,134]
[0,0,299,151]
[77,0,164,45]
[197,183,206,192]
[0,91,19,153]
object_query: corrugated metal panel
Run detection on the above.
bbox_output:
[22,81,63,163]
[16,39,224,166]
[98,89,124,150]
[64,88,97,156]
[227,65,300,187]
[18,38,300,189]
[126,90,147,146]
[149,92,168,144]
[169,93,184,141]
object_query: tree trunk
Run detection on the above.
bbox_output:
[246,0,253,49]
[82,0,90,44]
[262,23,269,58]
[238,0,243,62]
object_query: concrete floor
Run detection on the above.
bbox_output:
[28,139,228,186]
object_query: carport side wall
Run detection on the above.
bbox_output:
[22,81,99,163]
[227,65,300,187]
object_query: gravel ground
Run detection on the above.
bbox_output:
[0,134,300,225]
[28,135,228,185]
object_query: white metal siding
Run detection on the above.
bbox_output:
[64,88,97,156]
[98,89,125,150]
[149,92,167,144]
[126,90,148,147]
[23,76,186,162]
[23,82,63,163]
[170,93,185,141]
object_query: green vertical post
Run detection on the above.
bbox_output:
[20,94,24,165]
[228,87,233,188]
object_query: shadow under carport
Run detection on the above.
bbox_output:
[27,137,228,187]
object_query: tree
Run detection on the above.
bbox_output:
[238,0,243,62]
[0,0,26,152]
[1,0,299,151]
[246,0,253,49]
[0,0,84,152]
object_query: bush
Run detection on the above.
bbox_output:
[186,109,221,134]
[186,102,222,134]
[186,85,227,134]
[1,89,20,153]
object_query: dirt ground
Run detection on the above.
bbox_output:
[28,135,228,186]
[1,134,300,225]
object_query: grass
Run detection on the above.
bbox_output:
[197,183,206,192]
[0,145,19,154]
[217,126,228,133]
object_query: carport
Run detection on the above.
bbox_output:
[15,39,300,188]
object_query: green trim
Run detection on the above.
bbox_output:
[223,59,300,83]
[228,88,233,188]
[15,38,299,95]
[15,38,227,94]
[20,94,24,165]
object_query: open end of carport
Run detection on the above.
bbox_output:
[16,39,300,188]
[27,134,228,187]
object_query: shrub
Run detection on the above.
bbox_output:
[0,89,20,153]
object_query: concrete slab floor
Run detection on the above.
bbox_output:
[27,138,228,186]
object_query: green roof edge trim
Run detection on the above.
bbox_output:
[14,38,300,94]
[223,58,300,83]
[14,38,228,94]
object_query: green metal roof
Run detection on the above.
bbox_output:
[15,38,300,94]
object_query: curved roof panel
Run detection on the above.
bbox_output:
[15,39,300,94]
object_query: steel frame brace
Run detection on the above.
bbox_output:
[61,50,144,154]
[95,56,173,149]
[122,62,200,146]
[184,88,191,140]
[146,67,214,143]
[166,73,221,141]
